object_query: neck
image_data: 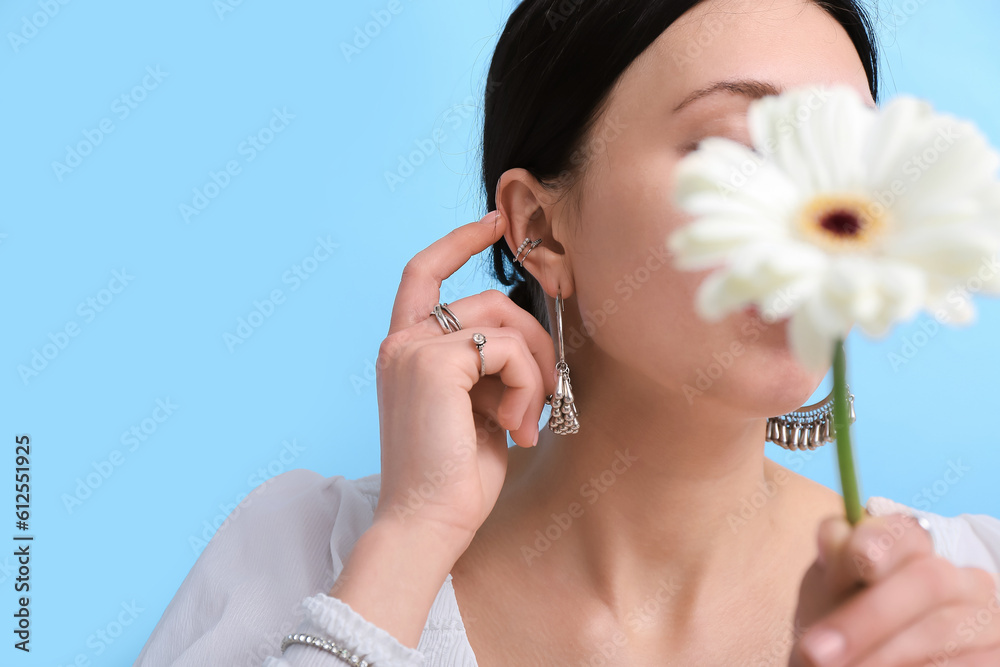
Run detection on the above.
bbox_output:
[493,339,806,626]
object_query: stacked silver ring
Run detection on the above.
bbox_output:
[431,302,462,333]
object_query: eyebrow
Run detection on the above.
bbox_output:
[672,79,782,114]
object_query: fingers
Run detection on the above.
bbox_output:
[796,560,995,667]
[468,377,540,449]
[939,646,1000,667]
[417,328,543,447]
[389,212,505,334]
[819,512,935,595]
[420,289,557,393]
[851,587,1000,667]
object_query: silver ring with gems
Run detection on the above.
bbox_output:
[472,333,486,377]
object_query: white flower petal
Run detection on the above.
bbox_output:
[667,218,782,270]
[748,85,872,194]
[675,137,801,216]
[669,84,1000,369]
[924,279,979,325]
[862,95,937,189]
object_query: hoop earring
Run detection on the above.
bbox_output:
[546,290,580,435]
[766,387,856,451]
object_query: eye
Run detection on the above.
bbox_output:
[679,140,703,155]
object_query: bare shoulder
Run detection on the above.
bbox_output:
[765,456,846,520]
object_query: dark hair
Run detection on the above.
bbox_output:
[481,0,880,332]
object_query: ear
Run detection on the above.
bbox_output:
[495,167,576,300]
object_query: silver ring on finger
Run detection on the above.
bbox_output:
[910,513,937,552]
[431,302,462,333]
[472,333,487,377]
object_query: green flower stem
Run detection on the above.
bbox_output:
[833,338,863,525]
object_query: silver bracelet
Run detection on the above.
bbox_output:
[280,633,372,666]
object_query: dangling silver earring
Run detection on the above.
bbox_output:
[766,387,856,451]
[546,290,580,435]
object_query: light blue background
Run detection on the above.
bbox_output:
[1,0,998,664]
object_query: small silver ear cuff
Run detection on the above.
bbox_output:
[513,238,542,266]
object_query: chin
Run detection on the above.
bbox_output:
[732,326,828,416]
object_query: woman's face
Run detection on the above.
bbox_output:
[552,0,875,416]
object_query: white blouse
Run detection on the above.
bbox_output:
[133,468,1000,666]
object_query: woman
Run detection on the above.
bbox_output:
[134,0,1000,665]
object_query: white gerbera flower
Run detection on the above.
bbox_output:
[669,84,1000,370]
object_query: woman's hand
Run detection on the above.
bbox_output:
[790,512,1000,666]
[371,210,556,557]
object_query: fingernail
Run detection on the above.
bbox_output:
[801,628,845,666]
[532,430,538,447]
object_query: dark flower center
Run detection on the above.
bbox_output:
[798,195,886,252]
[820,210,863,237]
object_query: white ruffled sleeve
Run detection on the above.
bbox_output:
[866,496,1000,574]
[267,593,425,666]
[132,468,427,666]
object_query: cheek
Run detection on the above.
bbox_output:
[567,153,711,343]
